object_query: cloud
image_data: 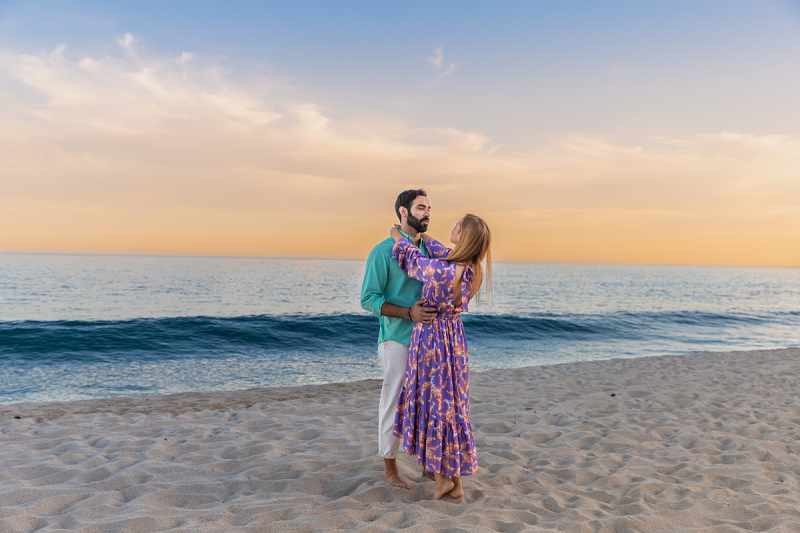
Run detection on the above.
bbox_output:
[427,46,443,67]
[0,38,500,221]
[437,63,456,79]
[0,37,797,265]
[177,51,194,66]
[603,60,631,76]
[426,46,455,82]
[116,33,135,56]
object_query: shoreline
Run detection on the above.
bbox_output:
[2,346,796,420]
[0,379,384,420]
[3,347,800,532]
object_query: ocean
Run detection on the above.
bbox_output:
[1,253,798,405]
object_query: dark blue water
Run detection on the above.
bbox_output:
[1,253,798,404]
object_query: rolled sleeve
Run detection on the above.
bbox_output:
[361,246,389,318]
[367,294,386,317]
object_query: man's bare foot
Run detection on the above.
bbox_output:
[385,458,411,489]
[386,471,411,489]
[448,476,463,499]
[433,473,455,500]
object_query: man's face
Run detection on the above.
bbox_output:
[403,195,431,233]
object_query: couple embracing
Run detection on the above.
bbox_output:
[360,188,492,500]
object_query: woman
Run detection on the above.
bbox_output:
[389,214,492,500]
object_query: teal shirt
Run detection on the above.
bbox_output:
[361,232,430,345]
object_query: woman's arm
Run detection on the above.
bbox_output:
[390,226,403,243]
[392,237,456,289]
[390,227,447,256]
[422,235,452,260]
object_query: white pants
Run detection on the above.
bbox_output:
[377,340,409,459]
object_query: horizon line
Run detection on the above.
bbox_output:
[0,250,797,269]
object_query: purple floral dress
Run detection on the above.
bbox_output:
[391,237,478,477]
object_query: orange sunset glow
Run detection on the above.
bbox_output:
[2,3,800,266]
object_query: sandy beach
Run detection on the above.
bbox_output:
[3,348,800,532]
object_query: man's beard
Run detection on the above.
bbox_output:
[407,212,429,233]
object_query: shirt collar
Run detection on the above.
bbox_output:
[399,229,425,249]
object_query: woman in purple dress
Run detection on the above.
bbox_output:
[389,214,492,500]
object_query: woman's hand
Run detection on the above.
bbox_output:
[390,225,403,243]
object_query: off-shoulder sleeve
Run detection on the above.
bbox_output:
[392,238,455,288]
[425,237,452,260]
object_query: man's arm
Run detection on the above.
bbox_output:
[361,246,436,324]
[361,247,390,318]
[382,300,436,324]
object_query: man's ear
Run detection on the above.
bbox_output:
[398,206,407,220]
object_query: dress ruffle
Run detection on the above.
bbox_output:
[394,402,477,476]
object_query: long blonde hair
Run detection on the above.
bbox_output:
[444,214,492,302]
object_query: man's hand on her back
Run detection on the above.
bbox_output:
[410,299,437,324]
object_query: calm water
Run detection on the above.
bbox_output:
[1,253,798,404]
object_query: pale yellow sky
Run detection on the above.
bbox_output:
[2,27,800,266]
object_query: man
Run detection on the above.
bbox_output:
[361,189,444,489]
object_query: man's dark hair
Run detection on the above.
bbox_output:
[395,189,427,222]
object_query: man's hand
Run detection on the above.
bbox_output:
[410,299,437,324]
[380,300,436,322]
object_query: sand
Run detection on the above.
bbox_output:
[3,348,800,532]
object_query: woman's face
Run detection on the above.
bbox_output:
[450,217,464,245]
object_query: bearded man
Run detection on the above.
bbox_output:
[360,188,446,489]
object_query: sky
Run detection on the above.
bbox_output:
[1,0,799,266]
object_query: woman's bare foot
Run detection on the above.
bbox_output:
[433,473,455,500]
[422,468,435,481]
[448,476,463,499]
